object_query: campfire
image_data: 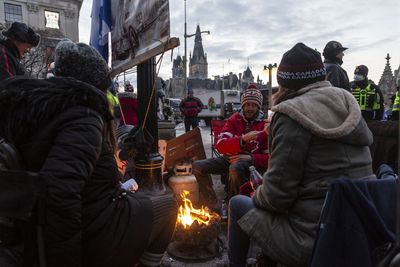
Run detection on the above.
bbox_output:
[167,190,221,262]
[177,190,213,229]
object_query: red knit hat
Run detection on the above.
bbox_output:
[241,88,263,109]
[247,84,257,90]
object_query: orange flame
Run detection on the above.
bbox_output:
[177,190,212,229]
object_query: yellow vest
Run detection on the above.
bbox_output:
[393,92,400,112]
[106,91,120,115]
[351,83,380,111]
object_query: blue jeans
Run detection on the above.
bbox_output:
[184,117,199,132]
[192,157,252,203]
[228,195,254,267]
[376,164,397,180]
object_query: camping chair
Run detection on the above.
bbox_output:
[118,92,138,126]
[210,119,228,185]
[210,119,227,158]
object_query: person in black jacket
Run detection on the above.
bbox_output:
[0,40,177,267]
[0,22,40,81]
[323,40,350,91]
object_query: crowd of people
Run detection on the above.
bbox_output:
[0,21,399,267]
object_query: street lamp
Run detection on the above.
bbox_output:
[263,63,277,112]
[183,0,210,93]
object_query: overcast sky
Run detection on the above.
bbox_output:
[78,0,400,85]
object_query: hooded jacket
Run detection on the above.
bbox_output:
[0,77,153,267]
[238,81,375,267]
[0,39,25,81]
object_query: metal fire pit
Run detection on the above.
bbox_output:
[167,211,221,262]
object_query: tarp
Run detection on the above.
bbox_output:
[110,0,171,75]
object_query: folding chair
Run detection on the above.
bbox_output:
[210,119,228,186]
[118,92,138,126]
[210,119,227,158]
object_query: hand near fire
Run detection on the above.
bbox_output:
[121,178,139,192]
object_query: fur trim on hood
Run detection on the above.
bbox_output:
[0,76,112,143]
[271,81,362,140]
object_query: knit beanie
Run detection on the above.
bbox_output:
[54,40,112,92]
[241,88,263,109]
[277,43,326,90]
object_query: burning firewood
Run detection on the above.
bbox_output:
[189,212,210,223]
[168,190,221,261]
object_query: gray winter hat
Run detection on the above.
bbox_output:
[54,39,111,91]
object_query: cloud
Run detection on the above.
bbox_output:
[80,0,400,83]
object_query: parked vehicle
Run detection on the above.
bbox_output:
[194,89,241,124]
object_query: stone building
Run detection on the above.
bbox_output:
[241,66,254,83]
[0,0,81,41]
[0,0,82,77]
[167,24,267,99]
[172,55,184,79]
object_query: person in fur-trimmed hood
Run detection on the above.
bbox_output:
[0,40,177,267]
[228,43,375,267]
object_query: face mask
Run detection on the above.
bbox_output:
[354,74,365,82]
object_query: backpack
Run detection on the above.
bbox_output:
[0,136,23,245]
[0,136,46,266]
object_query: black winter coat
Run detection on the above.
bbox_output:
[324,59,350,91]
[0,77,153,267]
[0,39,25,81]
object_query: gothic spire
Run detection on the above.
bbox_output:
[378,53,396,104]
[191,25,206,62]
[386,53,391,63]
[379,53,394,84]
[189,24,208,79]
[194,25,202,43]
